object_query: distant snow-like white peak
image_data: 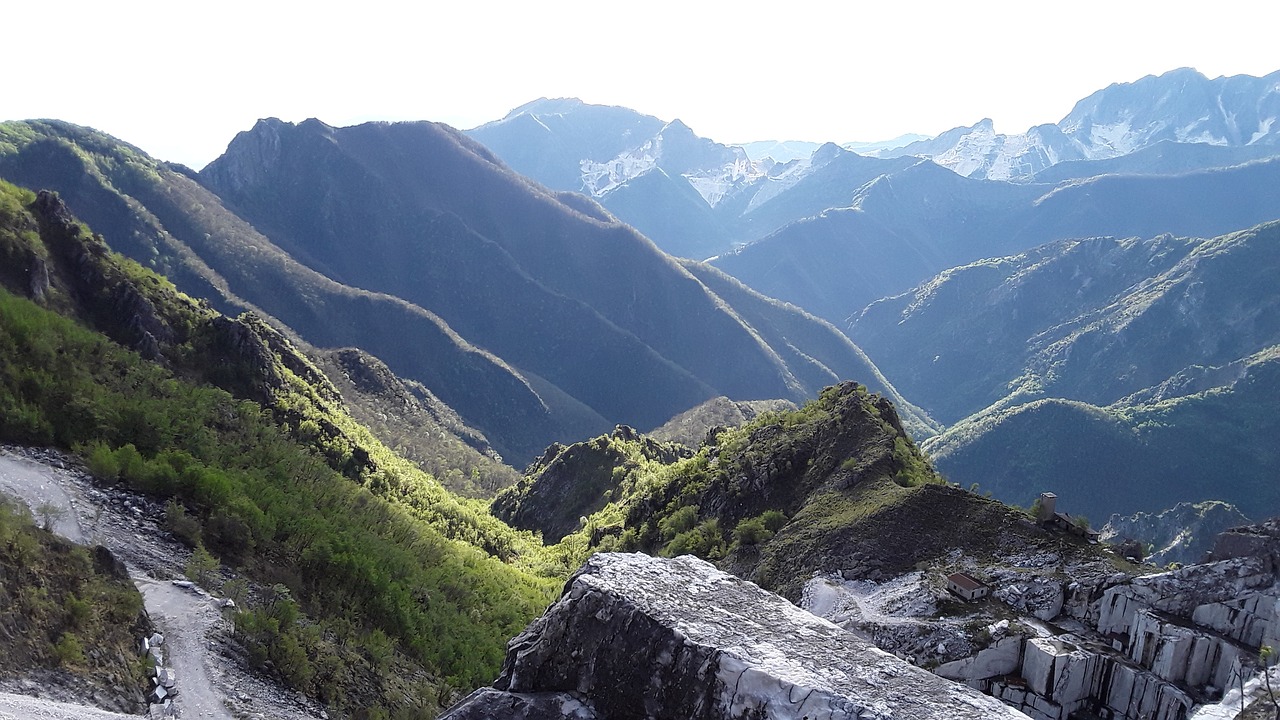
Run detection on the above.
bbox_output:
[890,68,1280,180]
[581,119,765,206]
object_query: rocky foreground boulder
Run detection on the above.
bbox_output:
[442,553,1028,719]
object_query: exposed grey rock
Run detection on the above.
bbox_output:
[455,553,1028,719]
[1102,501,1250,567]
[934,637,1022,682]
[442,689,598,720]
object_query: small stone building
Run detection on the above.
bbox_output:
[946,572,989,601]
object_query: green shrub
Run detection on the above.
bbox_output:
[664,518,725,559]
[63,593,92,628]
[164,500,201,546]
[185,544,220,588]
[658,505,699,541]
[86,442,120,480]
[54,633,86,666]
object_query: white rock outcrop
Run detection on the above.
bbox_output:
[443,553,1030,719]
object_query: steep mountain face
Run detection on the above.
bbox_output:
[0,120,574,464]
[883,68,1280,180]
[714,158,1280,325]
[1102,502,1251,567]
[197,117,928,454]
[1,119,915,465]
[852,224,1280,424]
[923,345,1280,520]
[465,97,667,192]
[467,100,913,257]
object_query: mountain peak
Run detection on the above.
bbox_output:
[660,118,695,136]
[503,97,586,119]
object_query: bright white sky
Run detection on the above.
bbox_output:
[4,0,1278,169]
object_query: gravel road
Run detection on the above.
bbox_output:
[138,578,235,720]
[0,453,85,542]
[0,692,138,720]
[0,448,326,720]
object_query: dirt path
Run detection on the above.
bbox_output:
[0,447,324,720]
[0,454,86,542]
[137,578,236,720]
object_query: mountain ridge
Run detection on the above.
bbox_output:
[881,68,1280,180]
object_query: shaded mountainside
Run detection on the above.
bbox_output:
[0,119,574,465]
[310,346,522,497]
[0,179,560,715]
[193,116,926,452]
[924,346,1280,520]
[499,383,1116,601]
[714,157,1280,326]
[852,223,1280,424]
[857,222,1280,522]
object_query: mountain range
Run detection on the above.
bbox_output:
[0,118,930,465]
[2,65,1280,720]
[468,100,920,259]
[713,156,1280,326]
[851,223,1280,519]
[878,68,1280,180]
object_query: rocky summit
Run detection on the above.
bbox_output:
[443,552,1028,719]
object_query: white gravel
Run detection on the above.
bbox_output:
[0,691,138,720]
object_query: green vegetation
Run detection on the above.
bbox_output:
[925,354,1280,519]
[519,382,951,597]
[0,498,147,689]
[493,427,690,544]
[0,181,559,715]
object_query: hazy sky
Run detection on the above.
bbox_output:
[5,0,1279,169]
